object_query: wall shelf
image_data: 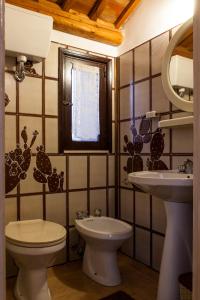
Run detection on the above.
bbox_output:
[158,116,193,128]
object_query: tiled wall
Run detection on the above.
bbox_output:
[117,26,193,271]
[5,42,116,276]
[5,25,193,277]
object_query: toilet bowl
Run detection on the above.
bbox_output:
[5,219,66,300]
[75,216,132,286]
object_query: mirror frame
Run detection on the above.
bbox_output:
[161,18,193,112]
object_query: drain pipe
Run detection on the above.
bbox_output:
[15,55,27,82]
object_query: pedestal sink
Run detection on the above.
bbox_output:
[128,171,193,300]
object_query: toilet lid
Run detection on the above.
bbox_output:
[5,219,66,246]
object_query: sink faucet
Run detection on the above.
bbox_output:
[178,159,193,174]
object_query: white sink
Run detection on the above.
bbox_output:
[128,171,193,202]
[128,170,193,300]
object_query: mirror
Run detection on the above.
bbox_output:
[162,18,193,112]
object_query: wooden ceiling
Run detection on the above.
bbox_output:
[6,0,142,45]
[173,27,193,59]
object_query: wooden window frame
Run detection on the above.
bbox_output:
[58,48,112,152]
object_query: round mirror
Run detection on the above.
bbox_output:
[161,18,193,112]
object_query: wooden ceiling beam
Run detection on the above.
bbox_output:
[88,0,105,21]
[115,0,141,29]
[62,0,75,12]
[6,0,123,45]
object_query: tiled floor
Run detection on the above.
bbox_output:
[6,254,158,300]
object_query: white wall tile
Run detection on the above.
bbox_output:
[19,77,42,114]
[109,188,115,218]
[135,228,150,265]
[120,86,133,120]
[46,193,66,226]
[45,79,58,116]
[151,32,169,75]
[45,118,58,153]
[152,76,169,113]
[5,198,17,225]
[5,115,16,153]
[5,72,16,113]
[69,156,87,189]
[45,43,62,78]
[152,196,166,234]
[135,80,150,117]
[20,195,43,220]
[121,234,133,258]
[120,189,133,223]
[90,189,107,216]
[69,191,87,225]
[90,156,106,187]
[120,51,133,86]
[172,127,193,153]
[135,42,150,81]
[135,192,150,228]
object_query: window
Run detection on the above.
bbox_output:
[58,49,112,152]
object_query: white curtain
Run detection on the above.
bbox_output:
[71,62,100,142]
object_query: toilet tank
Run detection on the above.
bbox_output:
[5,4,53,62]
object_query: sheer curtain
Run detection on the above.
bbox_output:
[71,62,100,142]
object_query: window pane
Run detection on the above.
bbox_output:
[71,63,100,142]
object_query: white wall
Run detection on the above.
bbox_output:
[51,30,118,57]
[118,0,194,55]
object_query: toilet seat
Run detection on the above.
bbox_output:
[5,219,66,248]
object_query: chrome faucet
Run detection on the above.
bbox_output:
[76,211,88,220]
[94,208,102,217]
[178,159,193,174]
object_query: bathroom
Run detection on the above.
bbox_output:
[0,0,199,299]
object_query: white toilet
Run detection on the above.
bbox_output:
[5,219,66,300]
[75,216,132,286]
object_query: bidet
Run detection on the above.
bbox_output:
[75,216,132,286]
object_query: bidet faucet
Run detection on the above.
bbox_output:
[76,211,88,219]
[94,208,102,217]
[178,159,193,174]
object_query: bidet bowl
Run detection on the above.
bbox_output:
[75,216,132,286]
